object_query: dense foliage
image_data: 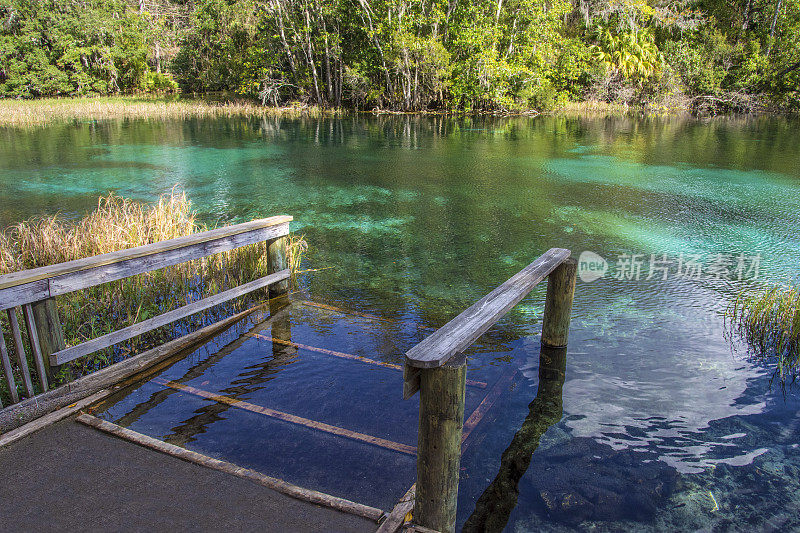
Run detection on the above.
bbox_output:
[2,0,800,112]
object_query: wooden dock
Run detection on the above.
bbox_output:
[0,217,576,533]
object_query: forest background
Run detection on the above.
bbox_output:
[2,0,799,113]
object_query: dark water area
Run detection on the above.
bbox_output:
[3,114,800,530]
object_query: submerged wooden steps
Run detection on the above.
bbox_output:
[69,298,521,532]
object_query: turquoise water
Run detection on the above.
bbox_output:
[3,114,800,530]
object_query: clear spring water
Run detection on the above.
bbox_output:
[2,114,800,530]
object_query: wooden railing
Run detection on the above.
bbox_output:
[402,248,577,533]
[0,216,292,407]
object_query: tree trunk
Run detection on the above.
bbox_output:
[273,0,298,76]
[336,59,343,108]
[741,0,753,33]
[322,20,334,103]
[355,0,394,98]
[303,8,323,105]
[767,0,783,55]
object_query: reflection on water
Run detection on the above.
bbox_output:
[464,346,567,532]
[163,303,297,447]
[5,114,800,529]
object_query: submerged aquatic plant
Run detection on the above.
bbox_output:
[726,284,800,386]
[0,190,306,401]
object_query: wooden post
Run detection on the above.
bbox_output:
[22,303,48,391]
[270,305,296,362]
[32,298,67,384]
[0,328,19,404]
[267,237,290,300]
[414,354,467,533]
[541,258,577,348]
[7,308,35,397]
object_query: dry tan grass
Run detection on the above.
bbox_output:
[553,100,637,116]
[554,99,692,117]
[0,190,306,396]
[0,192,197,273]
[0,97,339,127]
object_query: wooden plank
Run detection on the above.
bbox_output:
[248,334,487,389]
[102,304,291,428]
[0,216,291,290]
[405,248,570,369]
[0,279,49,312]
[0,388,114,448]
[49,222,289,298]
[0,301,273,435]
[406,525,442,533]
[22,304,48,391]
[0,328,19,404]
[154,378,418,456]
[250,334,404,370]
[376,484,415,533]
[7,308,34,397]
[76,414,385,522]
[299,300,434,330]
[51,269,290,365]
[0,219,291,309]
[461,369,518,451]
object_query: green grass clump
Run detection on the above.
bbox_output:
[726,284,800,386]
[0,190,305,403]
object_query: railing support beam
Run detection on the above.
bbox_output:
[7,308,34,397]
[267,237,290,299]
[32,297,67,384]
[414,354,467,533]
[541,258,577,348]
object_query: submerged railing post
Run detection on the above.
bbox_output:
[32,298,66,385]
[541,258,577,348]
[267,237,290,299]
[414,354,467,533]
[404,248,574,532]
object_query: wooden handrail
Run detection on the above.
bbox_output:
[0,216,291,311]
[0,216,293,405]
[50,269,290,366]
[405,248,577,532]
[405,247,570,370]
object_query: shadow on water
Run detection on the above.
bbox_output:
[463,345,567,532]
[114,299,295,439]
[162,316,299,446]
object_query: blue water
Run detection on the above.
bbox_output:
[3,114,800,530]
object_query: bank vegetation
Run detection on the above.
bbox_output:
[2,0,799,115]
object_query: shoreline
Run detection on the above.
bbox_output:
[0,96,790,127]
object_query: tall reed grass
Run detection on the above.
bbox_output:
[0,191,306,402]
[0,97,341,127]
[726,284,800,385]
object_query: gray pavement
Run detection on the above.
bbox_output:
[0,418,375,533]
